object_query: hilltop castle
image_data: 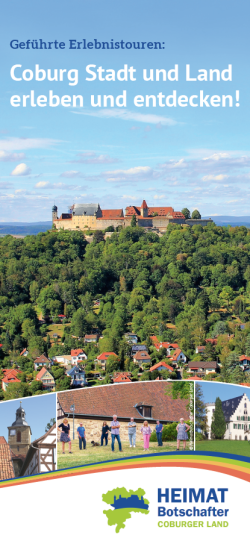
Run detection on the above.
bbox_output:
[52,200,212,233]
[112,494,149,510]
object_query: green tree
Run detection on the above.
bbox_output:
[191,210,201,219]
[131,214,137,227]
[45,418,56,432]
[195,383,207,432]
[181,208,191,219]
[211,397,226,439]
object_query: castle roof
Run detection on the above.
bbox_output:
[141,199,148,209]
[73,203,100,216]
[221,394,245,422]
[125,205,175,217]
[99,209,124,219]
[57,381,189,422]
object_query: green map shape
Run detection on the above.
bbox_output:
[102,487,150,533]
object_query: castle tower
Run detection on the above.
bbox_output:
[140,200,148,218]
[52,205,58,225]
[8,402,32,459]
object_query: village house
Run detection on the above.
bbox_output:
[66,365,87,387]
[124,333,138,344]
[84,334,99,344]
[195,346,205,354]
[96,352,118,368]
[187,361,218,377]
[150,361,174,374]
[112,373,132,383]
[205,338,218,346]
[20,348,29,357]
[57,381,189,443]
[133,350,151,366]
[34,354,52,371]
[71,348,87,365]
[239,355,250,369]
[206,393,250,441]
[0,436,15,480]
[52,354,72,367]
[150,336,170,351]
[131,344,148,357]
[2,369,21,392]
[168,348,187,364]
[20,424,56,476]
[36,368,55,391]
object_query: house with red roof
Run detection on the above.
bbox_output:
[71,348,87,365]
[205,338,218,346]
[20,348,29,357]
[133,350,151,366]
[113,373,132,384]
[2,369,21,392]
[186,361,218,377]
[84,334,99,344]
[168,348,187,364]
[96,352,118,368]
[150,361,174,373]
[34,354,52,371]
[239,355,250,368]
[195,346,205,354]
[36,368,55,391]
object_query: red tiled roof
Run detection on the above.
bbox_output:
[205,338,218,345]
[172,212,185,219]
[34,354,49,363]
[168,343,179,349]
[71,349,84,357]
[187,376,202,380]
[99,209,124,219]
[20,348,27,356]
[0,438,15,480]
[36,367,54,381]
[97,352,118,361]
[172,349,183,361]
[134,351,151,360]
[58,381,189,421]
[113,374,132,383]
[150,361,174,372]
[239,355,250,361]
[2,370,21,384]
[125,205,175,217]
[141,200,148,209]
[85,334,98,339]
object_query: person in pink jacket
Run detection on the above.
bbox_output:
[140,421,152,450]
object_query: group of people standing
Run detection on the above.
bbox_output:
[58,416,190,452]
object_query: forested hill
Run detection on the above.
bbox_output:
[1,223,250,391]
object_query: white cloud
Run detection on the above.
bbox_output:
[11,163,31,176]
[35,181,50,188]
[153,194,165,199]
[202,174,228,182]
[103,166,160,182]
[72,108,177,126]
[73,151,120,164]
[60,171,84,178]
[0,137,61,151]
[0,150,25,162]
[121,195,137,200]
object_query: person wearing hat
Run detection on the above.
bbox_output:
[176,418,190,450]
[77,422,86,450]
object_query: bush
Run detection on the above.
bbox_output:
[150,430,157,442]
[195,432,205,441]
[162,422,178,441]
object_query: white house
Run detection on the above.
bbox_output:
[20,423,57,476]
[71,349,87,365]
[206,393,250,441]
[52,355,72,367]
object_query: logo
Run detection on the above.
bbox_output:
[102,487,150,533]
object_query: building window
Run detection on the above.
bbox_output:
[244,403,247,408]
[17,431,21,443]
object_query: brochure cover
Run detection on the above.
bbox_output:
[1,0,250,548]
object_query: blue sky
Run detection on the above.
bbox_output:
[0,393,56,441]
[0,0,250,221]
[196,382,250,404]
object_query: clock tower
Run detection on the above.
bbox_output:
[8,402,32,458]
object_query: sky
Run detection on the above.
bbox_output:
[0,393,56,441]
[197,381,250,404]
[0,0,250,222]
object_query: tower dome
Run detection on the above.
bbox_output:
[12,401,28,427]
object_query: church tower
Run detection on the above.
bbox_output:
[52,205,58,225]
[140,199,148,218]
[8,402,32,458]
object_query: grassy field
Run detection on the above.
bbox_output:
[195,439,250,457]
[57,439,192,469]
